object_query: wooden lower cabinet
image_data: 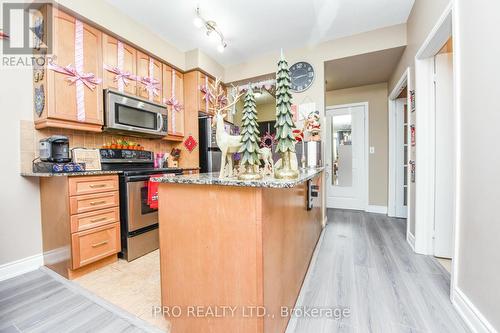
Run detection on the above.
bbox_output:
[40,175,121,279]
[71,222,120,269]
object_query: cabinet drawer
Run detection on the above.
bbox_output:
[70,191,119,215]
[71,222,120,269]
[70,207,119,233]
[69,175,118,196]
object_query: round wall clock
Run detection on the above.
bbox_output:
[290,62,314,92]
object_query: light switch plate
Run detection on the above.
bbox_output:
[370,147,375,154]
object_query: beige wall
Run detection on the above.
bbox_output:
[233,101,276,126]
[325,83,388,206]
[455,0,500,329]
[0,0,222,267]
[389,0,451,236]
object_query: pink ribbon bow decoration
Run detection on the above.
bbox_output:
[164,96,183,134]
[104,65,135,90]
[200,85,214,103]
[165,96,183,113]
[140,76,160,99]
[218,94,228,107]
[47,62,102,91]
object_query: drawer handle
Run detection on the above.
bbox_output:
[90,217,107,223]
[89,184,107,188]
[91,240,109,248]
[90,200,106,206]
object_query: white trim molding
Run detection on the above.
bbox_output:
[414,2,454,256]
[406,231,416,251]
[0,253,44,282]
[366,205,387,214]
[452,288,498,333]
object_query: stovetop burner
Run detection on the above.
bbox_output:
[99,149,182,175]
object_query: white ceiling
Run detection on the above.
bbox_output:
[324,46,406,91]
[105,0,414,66]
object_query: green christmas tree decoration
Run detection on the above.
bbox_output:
[274,50,299,179]
[274,50,296,154]
[238,86,262,180]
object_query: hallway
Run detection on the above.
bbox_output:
[289,209,469,333]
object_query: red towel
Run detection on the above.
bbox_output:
[147,175,163,209]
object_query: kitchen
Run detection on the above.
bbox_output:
[5,2,325,332]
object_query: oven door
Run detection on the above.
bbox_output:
[125,176,158,232]
[104,89,168,137]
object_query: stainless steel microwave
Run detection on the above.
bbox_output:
[104,89,168,138]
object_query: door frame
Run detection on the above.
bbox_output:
[414,2,454,256]
[325,102,369,211]
[388,67,413,246]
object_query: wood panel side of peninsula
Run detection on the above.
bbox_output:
[157,173,323,333]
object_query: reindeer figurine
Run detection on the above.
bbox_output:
[204,79,274,178]
[203,78,243,178]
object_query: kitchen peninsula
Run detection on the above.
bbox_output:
[152,168,324,333]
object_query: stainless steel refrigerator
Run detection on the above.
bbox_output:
[198,115,238,174]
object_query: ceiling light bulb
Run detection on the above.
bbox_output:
[193,16,203,28]
[217,43,225,53]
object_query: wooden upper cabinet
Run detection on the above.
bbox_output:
[102,34,137,95]
[136,51,162,104]
[35,7,103,132]
[198,72,215,114]
[162,64,184,138]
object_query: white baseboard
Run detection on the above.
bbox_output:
[452,287,497,333]
[366,205,388,214]
[0,253,44,282]
[407,232,416,251]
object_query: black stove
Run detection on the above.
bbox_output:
[99,149,182,261]
[99,149,182,175]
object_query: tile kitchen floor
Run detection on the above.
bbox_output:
[74,250,170,332]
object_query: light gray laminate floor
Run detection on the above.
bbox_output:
[289,209,469,333]
[0,268,163,333]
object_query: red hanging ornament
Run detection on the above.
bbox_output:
[184,135,198,153]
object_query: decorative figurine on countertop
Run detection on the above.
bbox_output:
[274,50,299,179]
[205,78,244,178]
[238,87,262,180]
[170,148,181,168]
[305,110,321,141]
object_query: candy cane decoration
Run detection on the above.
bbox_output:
[74,19,85,121]
[205,76,209,111]
[117,41,124,92]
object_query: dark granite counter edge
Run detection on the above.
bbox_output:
[151,168,324,189]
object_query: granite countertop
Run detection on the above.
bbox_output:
[151,167,324,189]
[21,170,123,177]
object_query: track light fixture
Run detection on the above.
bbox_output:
[194,6,227,53]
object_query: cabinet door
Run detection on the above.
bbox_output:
[48,8,103,126]
[163,64,185,138]
[137,51,162,104]
[102,34,136,95]
[198,72,211,114]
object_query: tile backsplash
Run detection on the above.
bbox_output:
[20,120,175,173]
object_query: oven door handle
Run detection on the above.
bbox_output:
[125,175,152,182]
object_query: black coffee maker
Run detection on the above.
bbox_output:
[39,135,71,163]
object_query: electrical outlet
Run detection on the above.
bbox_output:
[370,147,375,154]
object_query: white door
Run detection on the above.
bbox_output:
[395,98,409,218]
[434,52,454,258]
[326,105,366,210]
